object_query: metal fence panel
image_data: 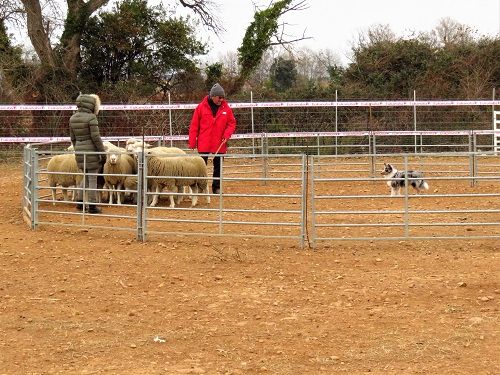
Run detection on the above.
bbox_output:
[22,143,500,248]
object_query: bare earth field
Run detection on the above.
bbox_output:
[0,162,498,374]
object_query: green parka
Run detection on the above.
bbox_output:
[69,94,106,171]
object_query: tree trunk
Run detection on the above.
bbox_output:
[21,0,56,68]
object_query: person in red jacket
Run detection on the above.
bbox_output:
[188,83,236,194]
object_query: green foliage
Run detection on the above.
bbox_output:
[237,0,292,82]
[0,20,28,100]
[205,63,223,90]
[327,64,344,90]
[341,24,499,100]
[344,38,435,99]
[269,57,297,92]
[79,0,206,95]
[60,2,92,45]
[0,20,21,63]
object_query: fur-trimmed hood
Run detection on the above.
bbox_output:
[75,93,101,115]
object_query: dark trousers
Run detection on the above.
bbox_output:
[200,154,222,192]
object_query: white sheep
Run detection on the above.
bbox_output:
[132,145,192,205]
[46,153,82,205]
[125,138,152,152]
[147,154,210,208]
[103,144,137,204]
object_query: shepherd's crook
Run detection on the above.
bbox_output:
[214,139,227,155]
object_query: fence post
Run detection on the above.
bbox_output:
[335,90,338,155]
[492,87,496,154]
[413,90,417,153]
[370,134,377,177]
[251,91,255,154]
[136,151,146,241]
[262,134,268,186]
[300,154,308,249]
[30,148,38,229]
[218,157,224,235]
[168,91,173,147]
[468,131,477,187]
[403,155,409,238]
[310,155,316,249]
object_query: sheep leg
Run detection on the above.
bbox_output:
[150,185,161,207]
[185,186,193,202]
[108,185,115,205]
[51,187,57,205]
[62,188,69,203]
[176,186,184,204]
[168,189,176,208]
[190,185,199,207]
[175,186,184,205]
[116,183,123,205]
[203,185,210,205]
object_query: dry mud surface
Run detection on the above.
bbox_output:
[0,161,499,374]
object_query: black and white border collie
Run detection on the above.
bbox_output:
[381,163,429,196]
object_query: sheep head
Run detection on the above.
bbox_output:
[107,151,120,165]
[126,140,152,153]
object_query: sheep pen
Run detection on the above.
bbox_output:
[2,159,499,375]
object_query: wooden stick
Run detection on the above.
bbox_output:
[213,139,226,155]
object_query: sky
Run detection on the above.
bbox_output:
[202,0,500,65]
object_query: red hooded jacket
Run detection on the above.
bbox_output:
[188,96,236,153]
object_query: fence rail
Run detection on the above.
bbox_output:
[22,143,500,248]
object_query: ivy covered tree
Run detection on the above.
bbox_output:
[235,0,309,92]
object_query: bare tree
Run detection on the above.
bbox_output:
[178,0,224,34]
[432,17,476,46]
[294,47,340,81]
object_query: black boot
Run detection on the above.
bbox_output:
[76,201,84,210]
[88,205,102,214]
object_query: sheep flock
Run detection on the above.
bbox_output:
[45,138,210,209]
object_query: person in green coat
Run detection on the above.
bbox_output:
[69,94,106,214]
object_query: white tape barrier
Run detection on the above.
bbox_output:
[0,100,500,111]
[2,130,499,144]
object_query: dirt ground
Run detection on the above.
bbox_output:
[0,161,499,375]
